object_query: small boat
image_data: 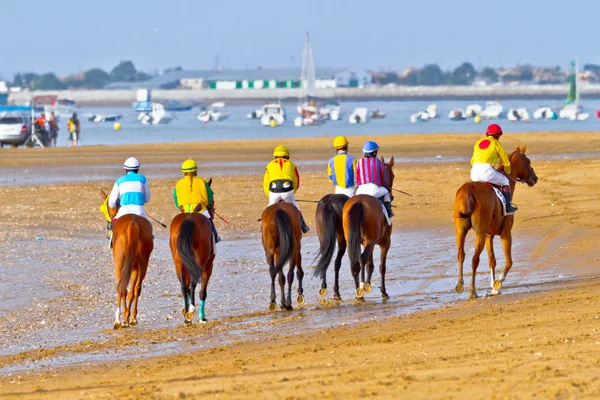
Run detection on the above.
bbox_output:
[559,58,589,120]
[349,108,368,124]
[247,107,264,119]
[260,103,285,126]
[507,108,531,122]
[198,109,230,123]
[140,103,173,125]
[449,109,466,121]
[209,101,226,108]
[294,115,325,127]
[162,100,195,112]
[410,111,430,123]
[425,104,437,119]
[370,109,386,119]
[533,107,558,120]
[88,113,123,122]
[480,101,505,119]
[319,102,342,121]
[465,104,482,118]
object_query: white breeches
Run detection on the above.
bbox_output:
[355,183,390,200]
[471,163,509,186]
[268,190,301,211]
[335,185,356,197]
[115,205,148,220]
[201,209,210,218]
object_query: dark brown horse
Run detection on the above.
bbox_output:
[313,193,350,300]
[454,146,538,299]
[169,206,215,324]
[261,202,304,310]
[100,191,154,329]
[342,157,395,299]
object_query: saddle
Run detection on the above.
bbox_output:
[379,199,392,226]
[485,183,508,217]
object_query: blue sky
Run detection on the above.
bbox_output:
[1,0,599,78]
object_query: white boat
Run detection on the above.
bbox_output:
[425,104,437,118]
[370,109,387,119]
[260,103,285,126]
[448,109,466,121]
[559,58,589,121]
[88,113,123,122]
[480,101,505,119]
[44,99,77,119]
[507,108,531,122]
[349,108,368,124]
[209,102,225,108]
[198,109,230,123]
[140,103,173,125]
[410,111,430,123]
[294,115,325,127]
[319,103,342,120]
[247,107,264,119]
[465,104,482,117]
[533,106,557,120]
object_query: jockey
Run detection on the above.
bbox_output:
[263,145,310,233]
[108,157,151,220]
[328,136,356,197]
[355,141,395,217]
[173,159,221,244]
[471,123,517,214]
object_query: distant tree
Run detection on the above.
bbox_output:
[520,69,533,82]
[479,67,498,83]
[18,73,39,89]
[34,73,67,90]
[135,71,152,82]
[399,70,420,86]
[450,62,476,85]
[84,68,110,88]
[110,60,137,82]
[11,73,24,87]
[583,64,600,72]
[419,64,444,85]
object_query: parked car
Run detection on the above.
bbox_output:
[0,115,32,147]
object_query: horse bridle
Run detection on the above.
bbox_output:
[505,151,534,185]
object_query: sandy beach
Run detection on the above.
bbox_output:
[1,132,600,399]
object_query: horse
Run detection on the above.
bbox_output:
[261,202,305,311]
[453,146,538,299]
[100,191,154,329]
[312,194,350,300]
[342,157,395,300]
[169,204,215,324]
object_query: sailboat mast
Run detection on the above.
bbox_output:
[575,56,580,104]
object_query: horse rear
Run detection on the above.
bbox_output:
[343,195,392,299]
[261,202,304,310]
[313,194,349,300]
[112,214,153,329]
[170,213,215,324]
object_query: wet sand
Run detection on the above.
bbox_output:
[1,132,600,398]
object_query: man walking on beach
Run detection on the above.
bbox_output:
[328,136,356,197]
[48,112,59,147]
[67,113,80,147]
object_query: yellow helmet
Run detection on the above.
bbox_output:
[273,145,289,158]
[181,159,198,173]
[333,136,348,149]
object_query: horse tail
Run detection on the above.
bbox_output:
[118,220,139,294]
[313,200,338,278]
[347,202,364,268]
[274,208,294,271]
[456,183,476,219]
[177,218,202,286]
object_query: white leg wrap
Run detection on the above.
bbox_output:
[114,308,120,323]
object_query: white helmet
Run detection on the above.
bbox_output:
[124,157,140,170]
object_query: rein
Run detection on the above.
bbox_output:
[504,151,534,185]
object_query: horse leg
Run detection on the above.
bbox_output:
[130,262,147,326]
[278,268,287,310]
[469,233,486,299]
[486,235,500,295]
[267,253,277,311]
[365,252,375,294]
[454,218,470,294]
[333,238,346,300]
[498,230,513,288]
[124,266,138,327]
[198,255,214,323]
[113,255,125,329]
[360,244,375,295]
[296,252,305,305]
[285,261,295,311]
[379,238,391,299]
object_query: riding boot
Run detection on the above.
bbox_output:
[300,213,310,234]
[210,219,222,244]
[503,191,518,214]
[384,201,395,217]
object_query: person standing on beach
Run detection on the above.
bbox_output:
[263,145,310,233]
[48,112,59,147]
[327,136,356,197]
[67,113,80,147]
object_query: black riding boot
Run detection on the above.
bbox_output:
[384,201,395,217]
[503,191,518,214]
[210,219,222,243]
[300,213,310,234]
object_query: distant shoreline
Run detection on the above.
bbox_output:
[8,84,600,106]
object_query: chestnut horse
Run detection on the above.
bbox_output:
[453,146,538,299]
[342,157,395,299]
[261,202,304,310]
[100,191,154,329]
[313,194,350,300]
[169,207,215,324]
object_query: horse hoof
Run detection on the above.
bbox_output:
[129,319,138,326]
[382,292,389,300]
[492,289,500,296]
[122,322,129,328]
[185,311,194,322]
[319,288,327,297]
[493,280,502,290]
[269,302,277,311]
[199,318,208,324]
[355,297,365,302]
[365,283,372,294]
[356,287,365,298]
[113,321,121,330]
[469,292,478,300]
[297,295,305,305]
[455,283,464,294]
[334,294,342,301]
[184,319,192,325]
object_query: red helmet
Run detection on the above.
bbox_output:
[486,123,503,137]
